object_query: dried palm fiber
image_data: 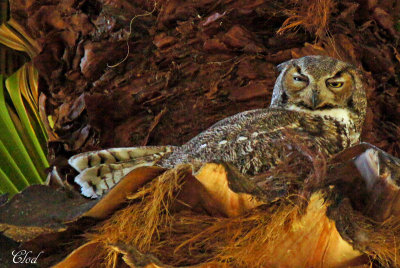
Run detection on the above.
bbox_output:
[323,146,400,267]
[277,0,336,39]
[328,196,400,267]
[84,189,363,267]
[77,139,400,267]
[84,165,191,267]
[81,142,361,267]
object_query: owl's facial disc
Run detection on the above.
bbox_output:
[284,65,353,111]
[271,55,366,131]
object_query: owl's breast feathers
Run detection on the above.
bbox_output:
[161,108,359,175]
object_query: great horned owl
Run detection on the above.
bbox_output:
[69,55,367,198]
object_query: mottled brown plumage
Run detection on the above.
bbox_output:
[69,55,367,198]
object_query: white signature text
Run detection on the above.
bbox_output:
[12,250,44,264]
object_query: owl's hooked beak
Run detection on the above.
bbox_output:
[311,90,320,109]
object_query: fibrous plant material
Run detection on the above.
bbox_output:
[85,165,191,267]
[52,142,400,268]
[66,171,362,267]
[1,142,399,267]
[277,0,337,39]
[329,199,400,268]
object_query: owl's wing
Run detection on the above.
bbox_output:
[69,146,175,198]
[161,109,274,171]
[206,109,265,128]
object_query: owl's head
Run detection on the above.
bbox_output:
[270,55,367,131]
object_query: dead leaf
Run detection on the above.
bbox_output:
[202,11,226,26]
[153,33,177,49]
[52,241,103,268]
[82,166,165,219]
[193,163,264,217]
[142,107,167,146]
[372,7,399,38]
[223,25,265,53]
[229,80,272,102]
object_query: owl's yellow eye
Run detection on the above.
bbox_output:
[327,81,343,88]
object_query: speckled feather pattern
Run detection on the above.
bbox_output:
[160,108,358,175]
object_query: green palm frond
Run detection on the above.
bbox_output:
[0,75,43,187]
[0,7,51,197]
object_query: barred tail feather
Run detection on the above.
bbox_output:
[76,163,137,198]
[69,146,174,198]
[68,146,174,172]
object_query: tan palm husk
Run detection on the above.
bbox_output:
[328,197,400,268]
[79,142,400,267]
[84,165,190,267]
[81,159,342,267]
[86,189,308,267]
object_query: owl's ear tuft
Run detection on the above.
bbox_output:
[276,59,294,72]
[346,65,363,79]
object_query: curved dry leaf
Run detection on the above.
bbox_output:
[82,166,165,219]
[52,241,102,268]
[194,163,264,217]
